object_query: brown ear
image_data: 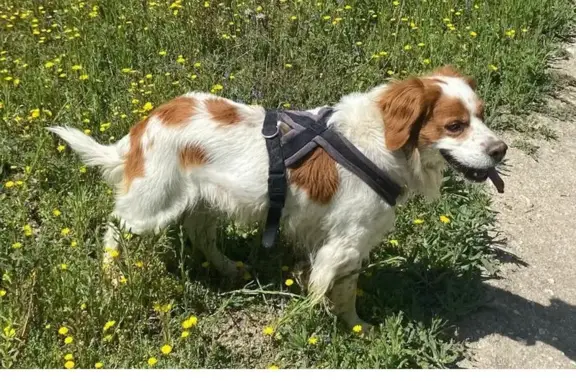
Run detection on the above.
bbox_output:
[433,65,477,90]
[379,78,441,151]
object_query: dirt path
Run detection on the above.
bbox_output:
[457,42,576,368]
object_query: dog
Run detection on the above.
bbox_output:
[48,65,507,330]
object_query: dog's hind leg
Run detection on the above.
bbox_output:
[183,207,241,278]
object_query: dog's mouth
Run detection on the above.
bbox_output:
[440,150,505,193]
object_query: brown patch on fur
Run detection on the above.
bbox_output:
[179,144,208,168]
[433,65,477,89]
[419,97,471,146]
[152,96,197,126]
[289,147,339,204]
[205,98,241,126]
[124,119,148,190]
[475,100,485,121]
[378,77,442,150]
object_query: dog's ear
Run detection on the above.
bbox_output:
[378,77,441,151]
[433,65,477,90]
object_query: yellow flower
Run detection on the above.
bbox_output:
[290,16,297,21]
[284,279,294,287]
[413,219,425,224]
[64,336,74,344]
[135,261,144,268]
[267,365,279,370]
[393,1,399,5]
[79,74,89,80]
[181,330,190,338]
[53,209,62,217]
[148,357,158,366]
[263,326,274,336]
[423,58,431,65]
[389,239,399,246]
[488,64,499,71]
[95,362,103,369]
[403,44,412,51]
[5,181,15,188]
[182,316,198,329]
[119,276,127,284]
[308,336,319,345]
[58,326,69,335]
[12,242,22,249]
[505,29,516,38]
[176,55,186,64]
[161,344,172,355]
[44,61,54,68]
[103,320,116,332]
[64,361,74,369]
[80,303,86,310]
[142,102,153,111]
[61,227,71,236]
[284,63,293,68]
[352,324,362,333]
[417,42,425,47]
[440,215,451,224]
[322,15,331,20]
[57,144,66,152]
[30,109,40,118]
[0,289,6,297]
[103,334,113,342]
[71,65,82,71]
[70,241,77,247]
[470,31,477,37]
[204,1,210,7]
[387,70,394,76]
[60,264,68,270]
[355,41,363,46]
[210,84,223,93]
[64,353,73,361]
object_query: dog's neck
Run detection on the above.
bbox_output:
[327,87,445,203]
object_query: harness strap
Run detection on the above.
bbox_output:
[261,110,287,249]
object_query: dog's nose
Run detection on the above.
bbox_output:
[486,140,508,162]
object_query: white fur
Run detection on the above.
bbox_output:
[48,76,506,329]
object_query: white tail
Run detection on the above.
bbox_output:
[47,126,125,185]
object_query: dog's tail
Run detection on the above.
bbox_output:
[47,126,125,185]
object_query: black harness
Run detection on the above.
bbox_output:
[261,107,402,249]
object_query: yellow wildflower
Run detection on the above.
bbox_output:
[308,336,319,345]
[103,320,116,332]
[79,74,89,80]
[403,44,412,51]
[352,324,362,333]
[12,242,22,249]
[148,357,158,366]
[285,279,294,287]
[413,219,425,224]
[0,289,6,297]
[142,102,153,111]
[57,144,66,152]
[5,181,15,188]
[30,109,40,118]
[61,227,71,236]
[440,215,451,224]
[95,362,103,369]
[268,365,279,370]
[161,344,172,355]
[135,261,144,268]
[488,64,499,71]
[53,209,62,216]
[60,264,68,270]
[64,336,74,344]
[45,61,54,68]
[182,316,198,329]
[64,361,74,369]
[470,31,477,37]
[176,55,186,64]
[64,353,73,361]
[263,326,274,336]
[181,330,190,338]
[389,239,399,246]
[70,241,77,247]
[423,58,431,65]
[58,326,69,335]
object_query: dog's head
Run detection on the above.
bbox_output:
[378,65,507,185]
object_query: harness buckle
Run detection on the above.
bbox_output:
[262,124,279,139]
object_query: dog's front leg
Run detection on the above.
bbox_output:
[329,273,372,332]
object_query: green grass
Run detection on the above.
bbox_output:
[0,0,573,369]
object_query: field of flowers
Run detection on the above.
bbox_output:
[0,0,573,369]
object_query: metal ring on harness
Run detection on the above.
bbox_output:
[262,124,279,139]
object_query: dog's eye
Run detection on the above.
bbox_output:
[446,122,464,133]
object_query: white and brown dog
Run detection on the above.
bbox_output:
[48,66,507,330]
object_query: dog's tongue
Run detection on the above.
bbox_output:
[487,168,504,193]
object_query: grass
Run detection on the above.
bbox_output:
[0,0,574,370]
